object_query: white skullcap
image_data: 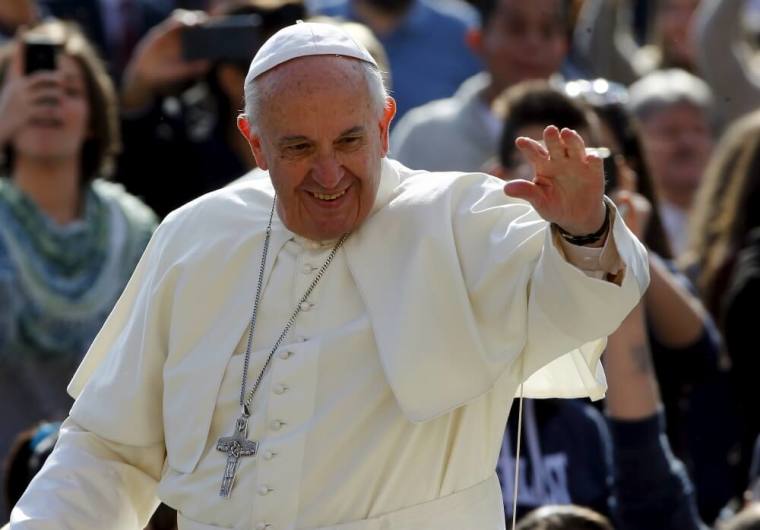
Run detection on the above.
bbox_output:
[245,21,378,85]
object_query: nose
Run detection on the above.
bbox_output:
[311,152,344,190]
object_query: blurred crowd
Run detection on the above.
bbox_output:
[0,0,759,529]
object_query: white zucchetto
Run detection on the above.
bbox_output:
[245,21,378,85]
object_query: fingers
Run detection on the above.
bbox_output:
[561,128,587,162]
[8,40,24,78]
[503,178,544,207]
[586,153,604,175]
[543,125,567,162]
[515,136,549,168]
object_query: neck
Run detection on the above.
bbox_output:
[660,187,694,211]
[12,156,84,224]
[482,78,510,107]
[354,1,409,35]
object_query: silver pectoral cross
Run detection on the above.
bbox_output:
[216,416,258,498]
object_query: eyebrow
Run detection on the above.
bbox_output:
[337,126,365,138]
[277,126,366,147]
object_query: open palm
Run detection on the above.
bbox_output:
[504,126,606,236]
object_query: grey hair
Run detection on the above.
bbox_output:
[628,68,714,122]
[243,59,390,133]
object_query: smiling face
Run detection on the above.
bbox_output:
[12,54,90,165]
[240,56,395,241]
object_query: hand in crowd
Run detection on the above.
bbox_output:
[0,0,38,31]
[506,126,607,239]
[0,41,64,147]
[121,9,211,112]
[611,188,652,242]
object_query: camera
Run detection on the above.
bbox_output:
[23,35,59,74]
[181,14,264,64]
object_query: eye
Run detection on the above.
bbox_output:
[337,136,363,149]
[285,143,310,154]
[63,85,84,98]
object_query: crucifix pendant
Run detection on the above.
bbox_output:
[216,416,258,498]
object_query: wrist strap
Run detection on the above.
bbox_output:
[554,202,611,246]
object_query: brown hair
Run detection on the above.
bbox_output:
[515,505,614,530]
[0,19,120,184]
[685,109,760,319]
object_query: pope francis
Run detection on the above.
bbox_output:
[9,22,649,530]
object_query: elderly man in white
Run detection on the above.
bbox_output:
[9,22,648,530]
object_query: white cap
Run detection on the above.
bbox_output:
[245,21,378,85]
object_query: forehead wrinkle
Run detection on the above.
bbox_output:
[257,56,369,109]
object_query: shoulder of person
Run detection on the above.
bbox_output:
[91,179,159,231]
[309,0,349,16]
[153,176,274,245]
[391,162,510,207]
[420,0,480,29]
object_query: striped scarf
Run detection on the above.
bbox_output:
[0,177,157,360]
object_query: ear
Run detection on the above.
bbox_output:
[237,114,269,171]
[379,96,396,157]
[466,28,483,57]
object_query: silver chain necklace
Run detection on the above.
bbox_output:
[216,197,348,498]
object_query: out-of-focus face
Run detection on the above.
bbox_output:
[657,0,700,68]
[241,56,395,241]
[638,102,712,205]
[12,54,89,165]
[479,0,568,93]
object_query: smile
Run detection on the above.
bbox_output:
[311,190,347,201]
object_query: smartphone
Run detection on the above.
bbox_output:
[181,14,264,64]
[24,37,59,74]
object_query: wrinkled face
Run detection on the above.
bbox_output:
[481,0,568,92]
[638,102,712,201]
[657,0,700,67]
[12,54,90,164]
[241,56,395,241]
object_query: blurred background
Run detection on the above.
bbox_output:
[1,0,760,529]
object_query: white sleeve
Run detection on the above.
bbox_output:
[10,417,164,530]
[10,219,176,528]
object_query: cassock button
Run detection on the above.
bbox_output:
[278,350,292,360]
[258,485,272,496]
[270,419,285,431]
[273,383,288,395]
[299,301,312,311]
[263,450,276,460]
[255,523,270,530]
[302,264,316,274]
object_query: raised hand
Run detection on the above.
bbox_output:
[0,41,64,146]
[504,125,607,237]
[121,10,210,111]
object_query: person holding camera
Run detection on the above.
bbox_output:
[116,2,306,219]
[0,20,157,515]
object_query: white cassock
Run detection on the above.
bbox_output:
[10,159,649,530]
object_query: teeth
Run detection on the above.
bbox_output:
[312,190,347,201]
